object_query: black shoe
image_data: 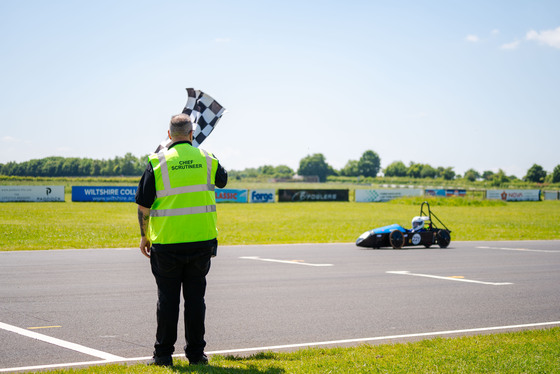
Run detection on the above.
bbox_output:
[147,356,173,367]
[189,353,208,365]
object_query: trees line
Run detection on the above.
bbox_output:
[233,151,560,185]
[0,153,148,177]
[1,150,559,184]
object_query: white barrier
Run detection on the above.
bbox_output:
[544,191,559,200]
[356,189,423,202]
[0,185,551,203]
[486,189,540,201]
[0,186,65,202]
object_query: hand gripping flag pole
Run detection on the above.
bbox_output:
[155,88,226,152]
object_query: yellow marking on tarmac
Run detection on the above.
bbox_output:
[28,325,62,330]
[449,276,464,279]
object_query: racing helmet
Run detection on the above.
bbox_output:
[411,216,428,230]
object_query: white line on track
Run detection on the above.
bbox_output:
[239,256,333,267]
[3,321,559,372]
[386,271,513,285]
[202,321,560,355]
[0,322,124,362]
[476,246,558,253]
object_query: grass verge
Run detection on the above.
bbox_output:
[1,199,559,250]
[46,327,560,373]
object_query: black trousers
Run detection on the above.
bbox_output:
[150,245,212,360]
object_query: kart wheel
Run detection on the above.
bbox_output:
[437,229,451,248]
[389,230,404,249]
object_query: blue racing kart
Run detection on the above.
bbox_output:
[356,201,451,249]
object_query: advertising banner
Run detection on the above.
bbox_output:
[72,186,137,202]
[544,191,559,200]
[0,186,65,202]
[425,189,467,197]
[249,189,275,203]
[356,189,423,202]
[278,189,349,202]
[215,189,248,203]
[486,189,541,201]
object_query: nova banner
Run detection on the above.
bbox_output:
[356,189,423,202]
[215,189,248,203]
[486,189,540,201]
[72,186,137,202]
[278,189,349,202]
[0,186,65,202]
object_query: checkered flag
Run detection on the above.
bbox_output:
[155,88,226,152]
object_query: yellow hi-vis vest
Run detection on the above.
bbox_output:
[148,143,219,244]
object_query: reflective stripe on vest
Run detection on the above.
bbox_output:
[154,148,215,201]
[150,204,217,217]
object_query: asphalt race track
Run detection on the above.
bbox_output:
[1,241,560,372]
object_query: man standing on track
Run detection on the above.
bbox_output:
[135,113,227,366]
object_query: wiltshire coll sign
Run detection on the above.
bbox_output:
[72,186,138,202]
[0,186,65,202]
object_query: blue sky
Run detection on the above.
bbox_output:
[1,0,559,178]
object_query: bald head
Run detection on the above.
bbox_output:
[168,114,193,141]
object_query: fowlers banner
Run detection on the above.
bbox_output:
[278,189,349,202]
